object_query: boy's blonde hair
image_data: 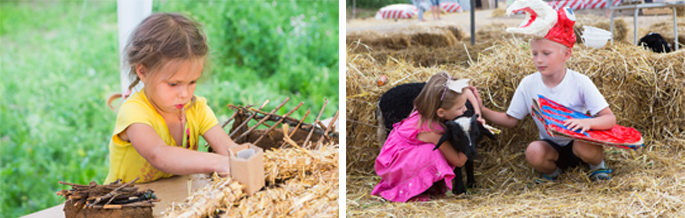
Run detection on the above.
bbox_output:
[530,37,570,53]
[414,71,465,132]
[108,13,209,110]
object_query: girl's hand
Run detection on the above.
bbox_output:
[564,119,592,134]
[215,157,231,177]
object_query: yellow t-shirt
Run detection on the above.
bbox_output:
[104,91,218,184]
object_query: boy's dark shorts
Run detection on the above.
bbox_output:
[539,139,586,170]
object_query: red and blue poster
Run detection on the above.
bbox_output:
[531,95,644,150]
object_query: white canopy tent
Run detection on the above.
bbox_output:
[117,0,152,96]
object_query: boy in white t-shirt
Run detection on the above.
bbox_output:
[471,3,616,182]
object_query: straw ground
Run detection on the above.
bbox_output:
[346,35,685,216]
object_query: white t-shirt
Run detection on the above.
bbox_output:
[506,69,609,145]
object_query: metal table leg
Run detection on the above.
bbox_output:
[674,6,679,50]
[610,9,615,44]
[634,8,639,45]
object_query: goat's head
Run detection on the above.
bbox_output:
[433,114,496,160]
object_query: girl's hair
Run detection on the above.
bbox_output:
[108,13,209,110]
[414,71,464,132]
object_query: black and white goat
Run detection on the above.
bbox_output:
[433,113,495,195]
[378,82,495,194]
[638,32,671,53]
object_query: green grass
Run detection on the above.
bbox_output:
[0,1,338,217]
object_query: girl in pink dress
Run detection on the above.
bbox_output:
[372,72,483,202]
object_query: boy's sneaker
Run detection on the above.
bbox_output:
[589,168,613,181]
[534,174,557,184]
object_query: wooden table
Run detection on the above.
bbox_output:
[20,175,212,218]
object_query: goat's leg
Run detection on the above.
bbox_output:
[452,167,466,195]
[465,159,476,189]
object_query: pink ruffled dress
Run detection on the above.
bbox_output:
[372,111,456,202]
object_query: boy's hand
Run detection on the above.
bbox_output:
[467,86,484,110]
[564,119,592,134]
[477,117,486,126]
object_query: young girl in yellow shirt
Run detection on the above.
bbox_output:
[105,13,239,184]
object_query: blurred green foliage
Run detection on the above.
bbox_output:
[0,1,338,217]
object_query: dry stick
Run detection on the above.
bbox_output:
[235,97,290,142]
[229,100,270,138]
[254,102,304,145]
[104,193,120,206]
[89,200,157,209]
[303,99,327,148]
[58,181,93,187]
[251,113,329,135]
[87,177,139,208]
[316,121,328,130]
[281,108,311,148]
[317,110,339,146]
[221,110,239,128]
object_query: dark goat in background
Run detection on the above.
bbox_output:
[638,32,671,53]
[434,114,495,195]
[377,82,426,131]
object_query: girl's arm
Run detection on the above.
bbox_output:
[417,131,468,167]
[124,123,231,175]
[202,125,240,156]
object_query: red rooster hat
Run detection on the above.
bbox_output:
[505,0,577,48]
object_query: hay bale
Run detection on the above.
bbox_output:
[346,30,412,53]
[437,25,464,41]
[648,19,685,50]
[367,42,494,68]
[346,25,464,54]
[347,39,685,176]
[460,23,528,44]
[403,25,459,48]
[492,8,506,17]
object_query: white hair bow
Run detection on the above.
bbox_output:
[441,78,470,101]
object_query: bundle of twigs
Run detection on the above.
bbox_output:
[56,178,159,210]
